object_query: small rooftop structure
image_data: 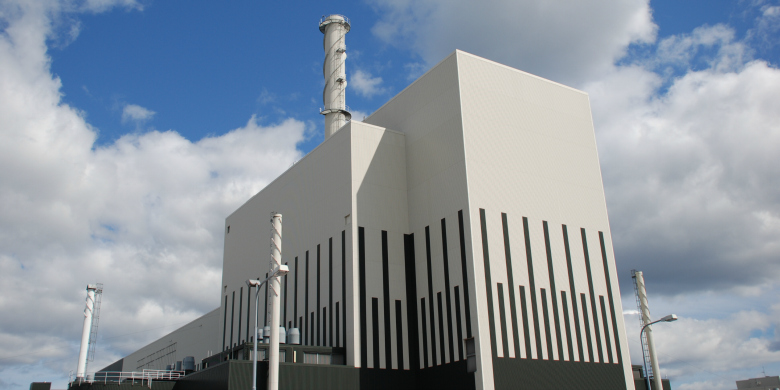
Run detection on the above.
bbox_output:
[737,376,780,390]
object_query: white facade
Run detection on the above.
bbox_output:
[115,50,634,390]
[119,308,220,372]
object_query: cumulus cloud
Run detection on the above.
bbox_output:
[748,0,780,49]
[587,29,780,296]
[349,110,371,122]
[350,69,386,98]
[623,303,780,389]
[369,0,656,86]
[121,103,155,124]
[2,0,780,389]
[588,20,780,388]
[0,0,304,384]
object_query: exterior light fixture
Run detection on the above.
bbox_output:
[640,314,677,390]
[247,263,289,390]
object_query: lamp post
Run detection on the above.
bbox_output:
[247,264,288,390]
[640,314,677,390]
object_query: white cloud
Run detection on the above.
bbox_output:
[653,24,749,72]
[588,41,780,296]
[623,304,780,389]
[349,69,386,98]
[369,0,657,86]
[749,1,780,49]
[0,1,305,385]
[590,19,780,387]
[2,0,779,389]
[121,103,155,124]
[349,110,370,122]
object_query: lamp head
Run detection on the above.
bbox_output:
[246,279,262,288]
[660,314,678,322]
[276,264,289,276]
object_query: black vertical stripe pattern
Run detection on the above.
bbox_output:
[501,213,522,359]
[305,252,310,344]
[382,231,392,369]
[454,285,464,360]
[230,291,235,348]
[317,244,321,346]
[305,250,309,345]
[523,216,543,359]
[425,226,437,366]
[497,283,509,357]
[403,234,420,370]
[541,289,553,360]
[246,286,251,343]
[283,263,288,330]
[310,312,315,348]
[421,297,429,368]
[329,238,333,347]
[458,210,473,338]
[437,292,445,363]
[222,295,227,350]
[581,228,603,363]
[336,302,340,348]
[562,225,583,361]
[581,293,594,362]
[518,286,532,359]
[372,297,380,368]
[323,307,327,350]
[479,209,498,359]
[238,287,243,343]
[600,296,614,364]
[359,227,367,367]
[543,221,564,361]
[342,230,347,350]
[561,291,574,361]
[441,218,455,364]
[599,231,624,365]
[395,300,404,370]
[294,256,299,328]
[264,273,269,328]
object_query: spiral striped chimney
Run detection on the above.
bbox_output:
[319,15,351,139]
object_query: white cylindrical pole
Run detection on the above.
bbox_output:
[76,285,97,379]
[268,213,283,390]
[320,15,351,139]
[252,285,260,390]
[635,271,663,390]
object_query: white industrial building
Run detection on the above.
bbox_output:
[94,15,635,390]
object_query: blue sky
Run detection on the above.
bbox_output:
[47,0,779,151]
[1,0,780,389]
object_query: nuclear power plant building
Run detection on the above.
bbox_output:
[97,49,635,390]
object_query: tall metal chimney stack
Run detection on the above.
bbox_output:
[76,284,101,379]
[632,271,663,390]
[319,15,351,139]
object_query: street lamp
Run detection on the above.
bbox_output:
[640,314,677,390]
[247,263,289,390]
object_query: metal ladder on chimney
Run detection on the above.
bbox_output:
[88,283,104,363]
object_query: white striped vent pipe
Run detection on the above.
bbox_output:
[267,213,282,390]
[76,284,98,379]
[635,271,663,390]
[319,15,351,139]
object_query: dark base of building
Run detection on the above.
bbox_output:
[165,360,475,390]
[71,359,653,390]
[493,357,628,390]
